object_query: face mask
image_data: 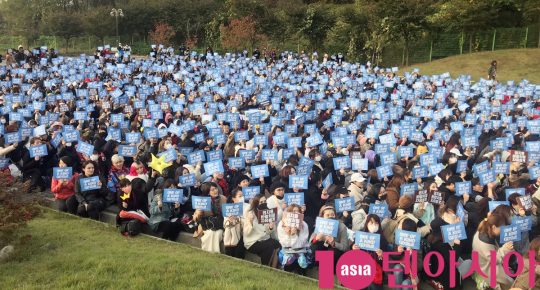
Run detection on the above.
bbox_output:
[164,144,171,150]
[258,202,268,210]
[449,157,458,164]
[368,224,379,233]
[90,154,99,161]
[276,195,284,200]
[0,119,5,124]
[315,156,322,162]
[65,142,72,147]
[321,193,329,200]
[238,196,245,204]
[342,150,349,156]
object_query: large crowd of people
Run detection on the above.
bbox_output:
[0,44,539,290]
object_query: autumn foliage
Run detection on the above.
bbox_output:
[149,22,176,46]
[219,16,267,51]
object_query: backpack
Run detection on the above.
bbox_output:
[120,219,142,236]
[382,214,409,244]
[223,218,242,247]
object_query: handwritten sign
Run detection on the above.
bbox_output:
[415,190,428,203]
[257,208,277,224]
[430,191,444,205]
[284,212,304,228]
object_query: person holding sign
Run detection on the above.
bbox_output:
[148,179,184,241]
[277,204,311,274]
[192,182,225,253]
[472,213,515,290]
[223,188,246,259]
[106,154,130,206]
[74,161,107,220]
[352,214,387,290]
[390,219,420,288]
[511,237,540,290]
[310,206,349,265]
[50,156,79,214]
[425,197,465,290]
[22,137,52,192]
[267,182,287,222]
[116,179,150,236]
[508,193,537,255]
[243,195,281,268]
[126,161,158,216]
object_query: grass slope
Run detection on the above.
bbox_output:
[403,48,540,84]
[0,210,319,290]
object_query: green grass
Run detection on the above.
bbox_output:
[0,209,319,290]
[403,48,540,83]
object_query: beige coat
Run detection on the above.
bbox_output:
[472,232,514,290]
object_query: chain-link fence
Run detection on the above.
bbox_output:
[380,25,540,66]
[0,25,539,64]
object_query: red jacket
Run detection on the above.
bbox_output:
[51,173,79,200]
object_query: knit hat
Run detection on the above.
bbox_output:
[59,156,74,167]
[270,181,287,193]
[398,194,414,210]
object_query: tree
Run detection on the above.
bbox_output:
[148,22,176,46]
[219,16,267,52]
[300,4,333,50]
[42,11,84,52]
[81,6,114,45]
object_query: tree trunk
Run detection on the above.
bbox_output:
[469,33,472,53]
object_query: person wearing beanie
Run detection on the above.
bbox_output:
[267,181,287,222]
[51,156,79,214]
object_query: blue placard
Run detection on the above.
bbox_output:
[456,160,468,173]
[191,196,212,211]
[395,229,421,250]
[504,188,525,200]
[203,160,225,175]
[489,201,510,212]
[76,141,94,157]
[512,216,532,232]
[400,183,418,196]
[478,170,495,186]
[368,203,390,219]
[333,156,351,170]
[351,158,368,171]
[125,132,141,144]
[53,167,72,180]
[455,181,471,197]
[284,192,305,206]
[222,203,243,217]
[355,232,381,252]
[251,164,269,178]
[29,144,48,158]
[314,217,339,237]
[4,132,21,144]
[63,131,79,143]
[335,197,355,213]
[178,174,196,187]
[376,164,394,179]
[500,224,521,244]
[289,175,308,190]
[322,173,333,190]
[228,157,245,169]
[441,222,467,243]
[117,145,137,157]
[80,176,101,192]
[163,189,184,203]
[242,186,260,200]
[158,148,178,163]
[187,150,206,165]
[261,149,278,161]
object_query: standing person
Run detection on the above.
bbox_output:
[74,161,108,220]
[488,60,497,81]
[51,156,79,214]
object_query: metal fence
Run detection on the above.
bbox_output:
[380,25,540,66]
[0,25,538,65]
